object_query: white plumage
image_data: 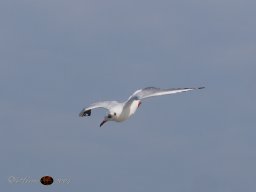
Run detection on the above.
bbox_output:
[79,86,204,127]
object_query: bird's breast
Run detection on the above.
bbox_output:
[117,100,140,122]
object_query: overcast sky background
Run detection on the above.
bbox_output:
[1,0,256,191]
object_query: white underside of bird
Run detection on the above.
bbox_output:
[79,86,204,127]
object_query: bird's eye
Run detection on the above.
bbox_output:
[114,112,116,116]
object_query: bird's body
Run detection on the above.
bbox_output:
[118,100,141,122]
[79,86,204,127]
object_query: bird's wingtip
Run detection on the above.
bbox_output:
[79,109,91,117]
[79,111,84,117]
[198,87,205,89]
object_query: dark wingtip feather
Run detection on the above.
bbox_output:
[198,87,205,89]
[79,109,91,117]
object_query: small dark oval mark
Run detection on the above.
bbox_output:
[40,176,54,186]
[84,109,91,116]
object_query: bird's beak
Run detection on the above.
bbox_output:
[100,119,108,127]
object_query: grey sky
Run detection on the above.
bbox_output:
[1,0,256,191]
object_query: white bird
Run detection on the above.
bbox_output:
[79,86,204,127]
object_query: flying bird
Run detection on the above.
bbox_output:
[79,86,204,127]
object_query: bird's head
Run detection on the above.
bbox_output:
[100,113,116,127]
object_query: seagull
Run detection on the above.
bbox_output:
[79,86,204,127]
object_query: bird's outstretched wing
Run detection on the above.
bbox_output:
[128,87,205,101]
[79,101,119,117]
